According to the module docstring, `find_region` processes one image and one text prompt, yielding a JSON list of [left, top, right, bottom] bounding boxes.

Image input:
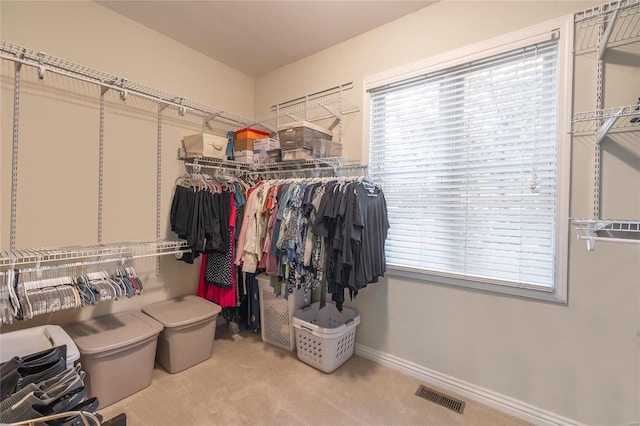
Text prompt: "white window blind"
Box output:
[[369, 39, 559, 290]]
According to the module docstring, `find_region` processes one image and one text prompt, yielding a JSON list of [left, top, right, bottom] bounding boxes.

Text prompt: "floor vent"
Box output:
[[415, 385, 465, 414]]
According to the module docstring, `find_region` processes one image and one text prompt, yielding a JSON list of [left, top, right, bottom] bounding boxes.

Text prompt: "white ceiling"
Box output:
[[97, 1, 436, 78]]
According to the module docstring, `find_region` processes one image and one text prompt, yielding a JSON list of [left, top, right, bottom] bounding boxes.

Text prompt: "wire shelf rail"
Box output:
[[181, 155, 363, 178], [574, 0, 640, 53], [572, 219, 640, 250], [0, 40, 256, 129], [571, 103, 640, 139], [0, 239, 190, 268]]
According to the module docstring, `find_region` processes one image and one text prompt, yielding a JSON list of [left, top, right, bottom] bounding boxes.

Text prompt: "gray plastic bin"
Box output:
[[64, 311, 163, 408], [142, 295, 221, 374]]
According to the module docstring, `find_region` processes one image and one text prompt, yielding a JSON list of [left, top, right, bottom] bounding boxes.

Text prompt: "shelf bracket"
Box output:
[[204, 113, 221, 131], [584, 221, 598, 251], [36, 52, 46, 80], [285, 113, 303, 122], [596, 106, 626, 144], [598, 8, 620, 61], [320, 105, 342, 131]]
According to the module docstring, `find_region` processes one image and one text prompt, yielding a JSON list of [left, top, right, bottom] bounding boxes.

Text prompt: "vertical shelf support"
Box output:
[[156, 104, 167, 276], [98, 87, 108, 243], [10, 58, 23, 250], [593, 14, 606, 219], [339, 85, 344, 144]]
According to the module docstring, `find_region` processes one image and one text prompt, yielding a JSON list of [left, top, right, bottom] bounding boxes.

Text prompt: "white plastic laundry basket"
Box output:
[[258, 275, 309, 351], [292, 302, 360, 373]]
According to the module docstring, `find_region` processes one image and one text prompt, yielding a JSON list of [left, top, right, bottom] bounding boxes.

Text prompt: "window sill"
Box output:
[[386, 265, 568, 304]]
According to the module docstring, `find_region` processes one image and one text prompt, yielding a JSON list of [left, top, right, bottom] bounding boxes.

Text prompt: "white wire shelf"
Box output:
[[0, 40, 256, 129], [0, 239, 190, 268], [572, 218, 640, 250], [182, 155, 360, 170], [574, 0, 640, 54], [181, 155, 366, 179], [254, 96, 360, 126], [571, 104, 640, 141]]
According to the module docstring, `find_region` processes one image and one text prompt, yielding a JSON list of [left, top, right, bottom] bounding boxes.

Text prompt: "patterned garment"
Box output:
[[204, 229, 233, 288]]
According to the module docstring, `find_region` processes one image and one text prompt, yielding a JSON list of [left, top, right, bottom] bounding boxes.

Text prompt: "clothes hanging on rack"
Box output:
[[170, 174, 249, 263], [172, 173, 258, 331], [235, 177, 389, 311]]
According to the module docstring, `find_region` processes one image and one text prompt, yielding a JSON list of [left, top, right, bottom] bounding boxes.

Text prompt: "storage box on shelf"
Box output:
[[282, 148, 313, 161], [292, 302, 360, 373], [254, 138, 280, 164], [277, 121, 333, 150], [235, 128, 270, 151], [265, 149, 282, 163], [312, 139, 342, 158], [64, 311, 163, 408], [142, 296, 221, 374], [234, 150, 254, 163], [258, 274, 310, 352], [182, 133, 227, 159]]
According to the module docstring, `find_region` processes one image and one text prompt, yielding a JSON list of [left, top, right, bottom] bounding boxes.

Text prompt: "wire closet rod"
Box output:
[[577, 235, 640, 245]]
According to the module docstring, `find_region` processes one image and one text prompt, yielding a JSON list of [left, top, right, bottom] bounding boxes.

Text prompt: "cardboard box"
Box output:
[[254, 138, 280, 152], [234, 150, 254, 163], [235, 138, 255, 151], [182, 133, 227, 159], [236, 127, 269, 140]]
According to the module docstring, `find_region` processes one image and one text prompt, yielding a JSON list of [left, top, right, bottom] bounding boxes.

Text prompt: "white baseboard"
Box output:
[[354, 343, 582, 426]]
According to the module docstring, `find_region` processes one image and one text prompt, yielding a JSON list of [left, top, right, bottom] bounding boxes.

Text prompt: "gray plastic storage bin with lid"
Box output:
[[0, 325, 80, 369], [64, 310, 163, 408], [142, 295, 221, 374]]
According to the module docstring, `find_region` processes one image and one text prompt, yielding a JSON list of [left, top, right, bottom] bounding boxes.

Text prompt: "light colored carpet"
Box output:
[[98, 326, 530, 426]]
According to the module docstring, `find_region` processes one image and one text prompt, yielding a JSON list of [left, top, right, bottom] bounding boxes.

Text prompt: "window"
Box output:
[[365, 18, 571, 302]]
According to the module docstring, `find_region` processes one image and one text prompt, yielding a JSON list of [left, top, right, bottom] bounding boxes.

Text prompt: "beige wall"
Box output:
[[0, 1, 254, 328], [255, 1, 639, 425]]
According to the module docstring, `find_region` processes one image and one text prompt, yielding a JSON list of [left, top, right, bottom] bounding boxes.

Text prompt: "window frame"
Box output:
[[362, 16, 573, 303]]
